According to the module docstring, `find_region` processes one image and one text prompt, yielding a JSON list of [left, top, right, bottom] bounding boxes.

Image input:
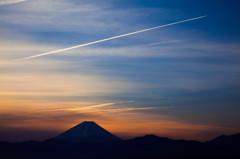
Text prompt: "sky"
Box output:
[[0, 0, 240, 142]]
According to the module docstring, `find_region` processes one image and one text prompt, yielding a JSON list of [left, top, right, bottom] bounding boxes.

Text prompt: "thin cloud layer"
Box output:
[[0, 0, 28, 5]]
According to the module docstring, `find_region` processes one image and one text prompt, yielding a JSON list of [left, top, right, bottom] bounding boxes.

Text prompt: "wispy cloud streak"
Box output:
[[42, 103, 115, 112], [40, 102, 163, 114], [0, 0, 28, 5], [15, 15, 206, 61], [142, 40, 182, 47]]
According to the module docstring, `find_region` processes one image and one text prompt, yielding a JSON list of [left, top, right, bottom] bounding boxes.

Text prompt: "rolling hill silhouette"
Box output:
[[207, 133, 240, 145], [0, 121, 239, 159]]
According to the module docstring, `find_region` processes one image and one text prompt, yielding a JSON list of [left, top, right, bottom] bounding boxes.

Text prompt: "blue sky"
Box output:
[[0, 0, 240, 142]]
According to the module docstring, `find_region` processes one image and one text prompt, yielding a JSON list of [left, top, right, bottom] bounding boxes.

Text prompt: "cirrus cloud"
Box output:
[[0, 0, 28, 5]]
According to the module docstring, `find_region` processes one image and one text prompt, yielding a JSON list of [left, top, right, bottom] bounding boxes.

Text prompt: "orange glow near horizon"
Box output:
[[0, 54, 239, 142], [1, 98, 239, 142]]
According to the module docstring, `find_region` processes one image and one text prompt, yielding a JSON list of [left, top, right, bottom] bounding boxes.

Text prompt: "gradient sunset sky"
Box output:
[[0, 0, 240, 142]]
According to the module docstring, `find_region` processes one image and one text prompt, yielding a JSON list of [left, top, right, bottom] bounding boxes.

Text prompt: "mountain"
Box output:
[[113, 134, 204, 158], [206, 133, 240, 146], [1, 133, 240, 159], [52, 121, 122, 142]]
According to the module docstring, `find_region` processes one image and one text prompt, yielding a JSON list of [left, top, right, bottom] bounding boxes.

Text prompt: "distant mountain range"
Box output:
[[0, 121, 239, 159]]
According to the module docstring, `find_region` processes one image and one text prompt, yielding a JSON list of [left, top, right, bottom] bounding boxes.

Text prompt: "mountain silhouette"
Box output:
[[52, 121, 122, 142], [207, 133, 240, 145], [0, 122, 239, 159]]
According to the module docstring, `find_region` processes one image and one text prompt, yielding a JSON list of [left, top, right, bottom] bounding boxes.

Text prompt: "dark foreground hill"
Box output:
[[0, 133, 240, 159]]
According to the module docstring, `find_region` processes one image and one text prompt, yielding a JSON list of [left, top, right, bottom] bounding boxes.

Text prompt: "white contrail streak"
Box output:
[[142, 40, 182, 47], [15, 15, 206, 61]]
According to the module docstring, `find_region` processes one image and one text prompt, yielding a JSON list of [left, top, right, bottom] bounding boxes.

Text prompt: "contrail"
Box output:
[[142, 40, 183, 47], [15, 15, 206, 61]]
